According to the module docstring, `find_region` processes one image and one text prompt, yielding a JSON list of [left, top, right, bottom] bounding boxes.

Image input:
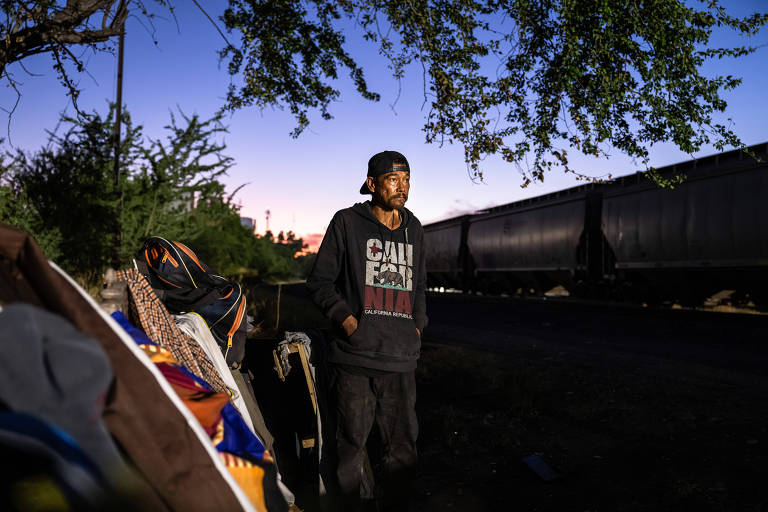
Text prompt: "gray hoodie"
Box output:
[[306, 201, 428, 372]]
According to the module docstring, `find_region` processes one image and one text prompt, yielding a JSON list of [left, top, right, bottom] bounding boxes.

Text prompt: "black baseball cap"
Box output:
[[359, 150, 410, 194]]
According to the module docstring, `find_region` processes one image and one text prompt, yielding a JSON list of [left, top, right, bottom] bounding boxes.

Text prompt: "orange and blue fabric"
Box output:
[[112, 312, 265, 460], [111, 311, 285, 512]]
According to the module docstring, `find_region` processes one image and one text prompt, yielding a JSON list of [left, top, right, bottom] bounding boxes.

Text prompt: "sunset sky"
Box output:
[[3, 2, 767, 251]]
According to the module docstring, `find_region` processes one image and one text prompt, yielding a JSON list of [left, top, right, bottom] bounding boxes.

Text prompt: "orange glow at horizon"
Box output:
[[300, 233, 324, 254]]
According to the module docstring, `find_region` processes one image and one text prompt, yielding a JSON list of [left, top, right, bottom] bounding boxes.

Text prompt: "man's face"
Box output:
[[369, 170, 410, 210]]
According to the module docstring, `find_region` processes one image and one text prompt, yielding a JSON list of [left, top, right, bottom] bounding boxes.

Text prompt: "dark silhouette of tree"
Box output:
[[0, 104, 307, 279]]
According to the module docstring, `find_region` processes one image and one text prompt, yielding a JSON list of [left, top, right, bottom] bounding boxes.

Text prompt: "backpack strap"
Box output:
[[156, 286, 227, 313], [135, 259, 150, 278]]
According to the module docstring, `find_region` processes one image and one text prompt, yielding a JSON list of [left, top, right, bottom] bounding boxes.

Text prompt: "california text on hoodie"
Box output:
[[306, 201, 428, 372]]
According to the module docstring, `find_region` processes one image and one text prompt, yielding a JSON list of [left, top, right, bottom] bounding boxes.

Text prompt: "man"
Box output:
[[306, 150, 427, 510]]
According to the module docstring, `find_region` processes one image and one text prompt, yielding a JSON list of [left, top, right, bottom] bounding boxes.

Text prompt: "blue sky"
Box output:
[[3, 1, 767, 247]]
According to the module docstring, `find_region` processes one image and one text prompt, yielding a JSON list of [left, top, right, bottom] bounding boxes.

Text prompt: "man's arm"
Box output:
[[413, 227, 428, 335], [306, 213, 355, 330]]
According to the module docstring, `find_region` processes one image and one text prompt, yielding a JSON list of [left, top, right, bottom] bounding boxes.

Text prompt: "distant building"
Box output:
[[240, 217, 256, 233]]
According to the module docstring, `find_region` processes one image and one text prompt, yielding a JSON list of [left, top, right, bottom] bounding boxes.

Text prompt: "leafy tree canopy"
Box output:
[[1, 1, 766, 184]]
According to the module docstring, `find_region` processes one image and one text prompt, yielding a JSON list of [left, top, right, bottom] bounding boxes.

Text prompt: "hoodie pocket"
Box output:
[[346, 314, 420, 359], [347, 315, 365, 343]]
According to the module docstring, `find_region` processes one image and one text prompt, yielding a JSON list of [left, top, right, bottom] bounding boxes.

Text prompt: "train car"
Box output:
[[602, 142, 768, 306], [422, 214, 471, 290], [424, 142, 768, 307], [464, 184, 604, 295]]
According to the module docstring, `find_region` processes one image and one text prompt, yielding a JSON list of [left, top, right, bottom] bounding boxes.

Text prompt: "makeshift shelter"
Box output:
[[0, 224, 264, 511]]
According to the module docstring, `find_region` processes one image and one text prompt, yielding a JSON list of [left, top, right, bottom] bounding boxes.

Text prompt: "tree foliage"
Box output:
[[1, 1, 766, 184], [0, 159, 63, 259], [3, 106, 140, 273], [0, 105, 309, 280], [221, 0, 768, 184]]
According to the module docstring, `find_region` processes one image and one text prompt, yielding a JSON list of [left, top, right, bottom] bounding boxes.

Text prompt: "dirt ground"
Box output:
[[247, 285, 768, 511], [412, 296, 768, 512]]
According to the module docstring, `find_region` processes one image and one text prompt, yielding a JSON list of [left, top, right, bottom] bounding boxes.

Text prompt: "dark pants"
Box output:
[[331, 366, 418, 511]]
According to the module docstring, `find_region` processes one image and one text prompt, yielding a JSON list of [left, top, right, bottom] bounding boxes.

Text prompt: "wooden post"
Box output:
[[275, 283, 282, 329], [111, 22, 126, 269]]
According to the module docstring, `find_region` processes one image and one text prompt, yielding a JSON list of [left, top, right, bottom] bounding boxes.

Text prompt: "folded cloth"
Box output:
[[0, 304, 131, 488], [0, 411, 109, 510], [173, 312, 257, 433], [112, 312, 266, 462], [111, 311, 285, 511], [114, 269, 229, 395]]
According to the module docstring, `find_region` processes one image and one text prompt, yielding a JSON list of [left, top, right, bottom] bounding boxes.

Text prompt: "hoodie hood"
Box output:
[[351, 201, 413, 231]]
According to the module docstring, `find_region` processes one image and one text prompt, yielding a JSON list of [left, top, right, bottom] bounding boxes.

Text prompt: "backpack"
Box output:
[[136, 237, 248, 366]]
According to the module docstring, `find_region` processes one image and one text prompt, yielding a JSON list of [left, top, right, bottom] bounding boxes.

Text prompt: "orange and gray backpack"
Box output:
[[136, 237, 248, 367]]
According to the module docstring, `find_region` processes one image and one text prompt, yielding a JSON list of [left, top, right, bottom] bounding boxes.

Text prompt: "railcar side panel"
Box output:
[[424, 221, 464, 274], [468, 199, 586, 272], [604, 165, 768, 268]]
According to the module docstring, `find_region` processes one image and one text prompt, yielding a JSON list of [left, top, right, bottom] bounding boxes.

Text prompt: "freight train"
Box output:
[[424, 142, 768, 308]]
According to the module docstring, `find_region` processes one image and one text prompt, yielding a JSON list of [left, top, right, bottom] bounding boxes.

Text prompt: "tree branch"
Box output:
[[0, 0, 129, 75]]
